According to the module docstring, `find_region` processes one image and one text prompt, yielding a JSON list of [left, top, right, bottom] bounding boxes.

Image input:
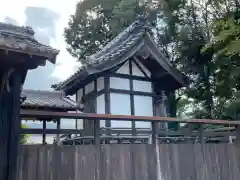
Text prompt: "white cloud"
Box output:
[[0, 0, 80, 81]]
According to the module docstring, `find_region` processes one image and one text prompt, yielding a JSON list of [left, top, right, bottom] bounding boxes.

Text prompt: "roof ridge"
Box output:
[[86, 18, 149, 63], [0, 22, 34, 36], [22, 89, 64, 96], [52, 18, 152, 91]]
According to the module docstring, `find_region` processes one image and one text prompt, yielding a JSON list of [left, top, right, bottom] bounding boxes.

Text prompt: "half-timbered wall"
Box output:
[[76, 58, 155, 131]]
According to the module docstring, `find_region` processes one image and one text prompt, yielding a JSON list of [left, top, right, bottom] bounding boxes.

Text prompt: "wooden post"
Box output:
[[104, 75, 111, 138], [199, 124, 205, 144], [151, 121, 157, 145], [56, 118, 61, 145], [94, 120, 100, 180], [0, 69, 22, 180], [235, 125, 240, 171], [152, 91, 167, 180], [129, 59, 136, 140], [42, 120, 46, 144]]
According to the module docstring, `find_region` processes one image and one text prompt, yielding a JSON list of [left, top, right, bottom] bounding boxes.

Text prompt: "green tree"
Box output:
[[65, 0, 240, 123], [20, 124, 30, 144], [64, 0, 162, 65], [202, 5, 240, 120]]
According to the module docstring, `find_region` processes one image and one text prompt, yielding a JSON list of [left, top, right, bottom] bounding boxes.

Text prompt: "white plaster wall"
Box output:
[[117, 61, 130, 74], [133, 80, 152, 92], [96, 94, 106, 127], [134, 95, 153, 128], [110, 93, 131, 128], [110, 77, 130, 90]]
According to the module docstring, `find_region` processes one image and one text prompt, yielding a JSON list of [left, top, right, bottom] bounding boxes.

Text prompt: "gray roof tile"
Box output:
[[53, 17, 187, 93], [53, 18, 149, 91], [21, 90, 77, 110], [0, 22, 59, 63]]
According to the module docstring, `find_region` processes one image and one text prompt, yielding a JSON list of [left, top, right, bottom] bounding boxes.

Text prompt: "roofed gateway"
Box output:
[[0, 22, 59, 180], [53, 18, 188, 139]]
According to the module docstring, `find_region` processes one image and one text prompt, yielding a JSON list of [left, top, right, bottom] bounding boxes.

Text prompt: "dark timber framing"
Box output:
[[129, 59, 136, 136], [104, 75, 111, 129], [77, 58, 155, 137], [132, 57, 150, 78]]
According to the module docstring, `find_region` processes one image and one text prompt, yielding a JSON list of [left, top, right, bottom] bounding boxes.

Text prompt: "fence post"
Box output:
[[56, 118, 61, 145], [152, 91, 167, 180], [94, 120, 100, 180], [199, 124, 205, 144], [42, 120, 46, 144], [235, 125, 240, 171]]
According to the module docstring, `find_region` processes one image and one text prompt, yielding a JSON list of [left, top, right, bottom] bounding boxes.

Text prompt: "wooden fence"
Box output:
[[18, 144, 240, 180]]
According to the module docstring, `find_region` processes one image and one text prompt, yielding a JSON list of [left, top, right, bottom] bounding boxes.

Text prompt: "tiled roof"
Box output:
[[53, 17, 188, 93], [53, 18, 150, 90], [21, 90, 77, 110], [0, 22, 59, 63]]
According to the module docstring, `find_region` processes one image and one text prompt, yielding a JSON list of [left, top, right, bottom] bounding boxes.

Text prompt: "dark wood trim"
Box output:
[[82, 85, 85, 105], [6, 69, 22, 180], [94, 120, 100, 145], [104, 75, 111, 130], [56, 118, 61, 144], [112, 61, 128, 73], [152, 82, 156, 116], [144, 33, 186, 87], [83, 81, 95, 96], [109, 72, 152, 82], [82, 89, 105, 102], [151, 121, 157, 144], [199, 125, 205, 144], [132, 57, 149, 78], [75, 87, 78, 102], [109, 88, 155, 97], [129, 59, 136, 136], [21, 109, 240, 125], [94, 79, 97, 93], [42, 120, 46, 144]]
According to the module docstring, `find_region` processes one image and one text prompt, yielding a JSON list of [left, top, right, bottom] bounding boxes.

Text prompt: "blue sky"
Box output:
[[0, 0, 80, 90]]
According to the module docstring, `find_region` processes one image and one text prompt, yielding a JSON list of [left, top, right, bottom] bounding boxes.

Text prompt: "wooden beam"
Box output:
[[21, 128, 83, 135], [132, 57, 149, 78], [109, 88, 155, 97], [20, 110, 240, 125], [109, 72, 151, 82]]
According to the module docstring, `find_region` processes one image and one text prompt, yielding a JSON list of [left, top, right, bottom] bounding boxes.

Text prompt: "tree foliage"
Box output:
[[65, 0, 240, 121], [65, 0, 162, 64], [20, 124, 30, 144]]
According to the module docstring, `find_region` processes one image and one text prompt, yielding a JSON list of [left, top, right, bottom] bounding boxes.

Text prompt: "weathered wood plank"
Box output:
[[17, 144, 240, 180]]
